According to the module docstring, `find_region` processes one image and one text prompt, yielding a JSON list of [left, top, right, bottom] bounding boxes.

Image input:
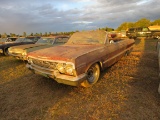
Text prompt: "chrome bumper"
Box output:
[[9, 53, 27, 60], [26, 63, 86, 86]]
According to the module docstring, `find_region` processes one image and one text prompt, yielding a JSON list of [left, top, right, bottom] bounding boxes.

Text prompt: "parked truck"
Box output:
[[149, 25, 160, 39], [126, 26, 160, 39]]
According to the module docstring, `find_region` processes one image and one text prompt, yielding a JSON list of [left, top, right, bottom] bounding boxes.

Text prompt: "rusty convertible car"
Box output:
[[26, 30, 135, 87], [8, 36, 69, 60]]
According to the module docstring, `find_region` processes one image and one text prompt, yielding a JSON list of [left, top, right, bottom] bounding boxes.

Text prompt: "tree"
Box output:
[[49, 32, 51, 36], [134, 18, 151, 27], [40, 32, 42, 36], [117, 22, 134, 31], [10, 33, 13, 37], [10, 33, 16, 37], [151, 19, 160, 25], [99, 27, 114, 31], [34, 33, 40, 36], [104, 27, 114, 31], [3, 33, 7, 38], [44, 32, 48, 36], [30, 33, 33, 36], [23, 32, 26, 37]]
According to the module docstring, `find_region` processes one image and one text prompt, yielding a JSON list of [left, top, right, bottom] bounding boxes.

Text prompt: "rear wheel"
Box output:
[[125, 48, 133, 56], [81, 63, 100, 87]]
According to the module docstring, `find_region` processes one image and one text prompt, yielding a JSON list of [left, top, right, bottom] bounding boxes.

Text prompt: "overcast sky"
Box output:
[[0, 0, 160, 34]]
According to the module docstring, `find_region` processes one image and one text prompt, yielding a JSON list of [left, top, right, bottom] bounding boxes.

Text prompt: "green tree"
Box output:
[[117, 22, 134, 31], [44, 32, 48, 36], [34, 33, 40, 36], [23, 32, 26, 37], [151, 19, 160, 25], [104, 27, 114, 31], [40, 32, 42, 36], [134, 18, 151, 27], [30, 33, 33, 36], [3, 33, 7, 38], [10, 33, 16, 37], [49, 32, 51, 36], [99, 27, 114, 31]]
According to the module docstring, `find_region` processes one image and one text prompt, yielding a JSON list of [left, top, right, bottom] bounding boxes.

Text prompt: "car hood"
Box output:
[[28, 44, 104, 62], [10, 44, 46, 50]]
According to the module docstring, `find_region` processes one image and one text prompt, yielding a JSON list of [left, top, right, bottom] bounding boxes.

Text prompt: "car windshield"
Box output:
[[36, 38, 55, 44], [67, 30, 106, 44], [142, 27, 149, 31], [15, 38, 33, 42], [15, 38, 25, 42], [54, 37, 69, 44], [26, 37, 35, 40]]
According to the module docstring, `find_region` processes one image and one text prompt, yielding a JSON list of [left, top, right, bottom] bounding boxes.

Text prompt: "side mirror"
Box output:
[[109, 40, 114, 44]]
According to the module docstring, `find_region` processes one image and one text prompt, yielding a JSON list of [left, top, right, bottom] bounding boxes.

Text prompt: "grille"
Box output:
[[32, 59, 57, 69]]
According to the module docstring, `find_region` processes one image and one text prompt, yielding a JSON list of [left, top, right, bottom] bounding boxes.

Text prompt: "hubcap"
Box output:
[[87, 67, 97, 83]]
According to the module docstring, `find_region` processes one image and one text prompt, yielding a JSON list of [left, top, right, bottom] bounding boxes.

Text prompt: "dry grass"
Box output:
[[0, 38, 160, 120]]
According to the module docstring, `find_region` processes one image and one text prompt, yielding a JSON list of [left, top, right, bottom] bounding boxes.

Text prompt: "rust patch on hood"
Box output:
[[28, 44, 104, 62]]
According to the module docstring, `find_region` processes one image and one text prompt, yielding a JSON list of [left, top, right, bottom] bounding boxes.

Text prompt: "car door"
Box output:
[[102, 40, 126, 68]]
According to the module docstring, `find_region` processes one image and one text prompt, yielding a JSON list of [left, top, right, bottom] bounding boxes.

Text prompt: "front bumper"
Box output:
[[0, 49, 3, 53], [9, 53, 27, 60], [26, 63, 86, 86]]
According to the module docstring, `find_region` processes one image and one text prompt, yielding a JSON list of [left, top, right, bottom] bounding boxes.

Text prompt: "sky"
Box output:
[[0, 0, 160, 34]]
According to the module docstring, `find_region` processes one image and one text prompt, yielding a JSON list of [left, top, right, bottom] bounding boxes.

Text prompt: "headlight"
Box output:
[[65, 64, 74, 75], [56, 63, 75, 76], [28, 57, 32, 63], [22, 51, 27, 56], [56, 63, 66, 74]]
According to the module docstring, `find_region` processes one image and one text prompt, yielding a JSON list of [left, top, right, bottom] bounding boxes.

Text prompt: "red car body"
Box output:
[[27, 30, 135, 87]]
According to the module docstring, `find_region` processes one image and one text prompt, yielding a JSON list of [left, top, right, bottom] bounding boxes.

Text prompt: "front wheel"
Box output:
[[81, 63, 100, 87], [3, 48, 9, 56], [125, 48, 133, 56]]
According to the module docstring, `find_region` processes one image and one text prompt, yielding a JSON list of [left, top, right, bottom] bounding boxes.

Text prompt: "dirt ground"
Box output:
[[0, 38, 160, 120]]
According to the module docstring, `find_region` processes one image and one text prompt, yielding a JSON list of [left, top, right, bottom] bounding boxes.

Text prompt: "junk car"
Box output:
[[8, 36, 69, 60], [0, 36, 40, 55], [27, 30, 135, 87]]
